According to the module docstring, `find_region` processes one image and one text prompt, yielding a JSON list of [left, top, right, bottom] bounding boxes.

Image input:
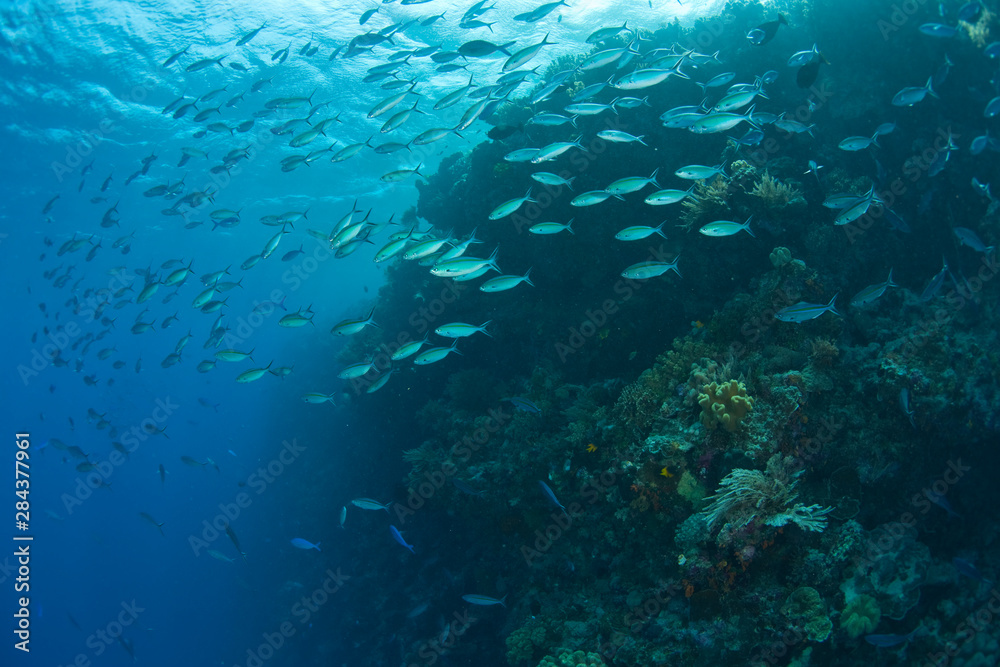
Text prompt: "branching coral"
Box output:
[[680, 176, 731, 230], [701, 454, 833, 546], [698, 380, 754, 432], [505, 617, 547, 665], [750, 171, 803, 209]]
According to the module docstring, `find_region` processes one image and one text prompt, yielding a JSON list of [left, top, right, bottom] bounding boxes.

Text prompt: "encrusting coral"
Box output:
[[698, 379, 754, 432]]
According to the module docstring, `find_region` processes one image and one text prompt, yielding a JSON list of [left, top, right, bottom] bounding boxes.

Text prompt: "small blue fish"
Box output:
[[774, 294, 840, 322], [391, 525, 414, 554], [507, 397, 541, 414], [953, 557, 994, 585], [452, 478, 485, 497], [290, 538, 321, 551], [864, 628, 918, 647], [899, 388, 916, 429], [920, 258, 950, 301], [925, 488, 962, 520], [538, 480, 566, 514], [851, 269, 897, 308], [919, 23, 958, 38], [959, 1, 983, 23], [953, 227, 993, 254], [883, 208, 911, 233]]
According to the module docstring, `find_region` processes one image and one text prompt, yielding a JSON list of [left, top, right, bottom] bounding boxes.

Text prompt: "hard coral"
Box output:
[[537, 649, 604, 667], [698, 380, 754, 432], [782, 587, 833, 642]]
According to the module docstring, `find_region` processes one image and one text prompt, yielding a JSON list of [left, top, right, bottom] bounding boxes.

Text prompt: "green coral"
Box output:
[[698, 379, 754, 432], [506, 617, 547, 665], [769, 246, 792, 268], [750, 171, 804, 210], [537, 649, 604, 667], [840, 594, 881, 639], [782, 587, 832, 642]]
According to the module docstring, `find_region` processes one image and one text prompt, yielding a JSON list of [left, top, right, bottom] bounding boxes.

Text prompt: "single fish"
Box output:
[[435, 321, 492, 338], [700, 216, 754, 237], [747, 14, 787, 46], [851, 269, 897, 307], [351, 498, 390, 512], [462, 594, 507, 607], [290, 538, 321, 551], [621, 258, 682, 280], [616, 222, 667, 241], [390, 526, 415, 554], [139, 512, 165, 536], [953, 557, 993, 585], [539, 480, 567, 514], [892, 77, 937, 107], [224, 522, 248, 563], [775, 295, 840, 322], [864, 628, 919, 648]]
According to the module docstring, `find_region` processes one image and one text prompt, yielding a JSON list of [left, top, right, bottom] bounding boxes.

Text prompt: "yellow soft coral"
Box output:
[[698, 380, 754, 432]]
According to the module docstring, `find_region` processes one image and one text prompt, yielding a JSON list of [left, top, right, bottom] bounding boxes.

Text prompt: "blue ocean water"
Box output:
[[5, 0, 1000, 666]]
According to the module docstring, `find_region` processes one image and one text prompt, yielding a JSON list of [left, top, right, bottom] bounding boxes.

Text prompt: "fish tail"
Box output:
[[827, 293, 841, 317]]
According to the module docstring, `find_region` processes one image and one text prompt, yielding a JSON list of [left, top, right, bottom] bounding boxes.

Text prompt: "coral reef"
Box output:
[[505, 617, 547, 665], [840, 594, 880, 639], [537, 650, 604, 667], [701, 454, 833, 547], [769, 246, 792, 268], [750, 171, 805, 211], [698, 379, 754, 432], [781, 587, 833, 642]]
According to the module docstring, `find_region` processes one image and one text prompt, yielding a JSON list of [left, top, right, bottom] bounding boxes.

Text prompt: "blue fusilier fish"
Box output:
[[953, 227, 994, 254], [290, 538, 321, 551], [920, 257, 951, 301], [774, 295, 840, 322], [539, 481, 567, 516], [507, 397, 541, 414], [390, 525, 414, 554], [924, 488, 962, 519], [899, 388, 916, 429], [864, 627, 919, 647], [953, 557, 994, 585]]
